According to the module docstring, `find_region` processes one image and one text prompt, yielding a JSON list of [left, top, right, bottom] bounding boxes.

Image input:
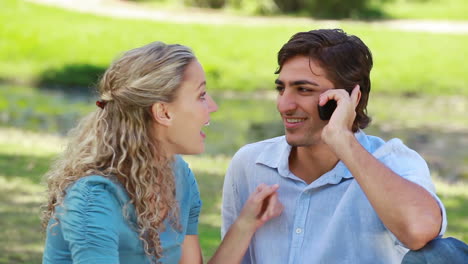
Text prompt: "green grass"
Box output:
[[0, 127, 466, 263], [0, 176, 45, 264], [1, 0, 468, 95], [380, 0, 468, 21], [0, 128, 57, 263], [436, 179, 468, 239], [0, 85, 93, 134]]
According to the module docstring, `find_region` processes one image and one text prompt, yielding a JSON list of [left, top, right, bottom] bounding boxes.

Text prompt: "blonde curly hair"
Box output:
[[41, 41, 195, 261]]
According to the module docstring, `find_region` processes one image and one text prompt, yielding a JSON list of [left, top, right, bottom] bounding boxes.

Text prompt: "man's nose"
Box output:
[[277, 89, 297, 114]]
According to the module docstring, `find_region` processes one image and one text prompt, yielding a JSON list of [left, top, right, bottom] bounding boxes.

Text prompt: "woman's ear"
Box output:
[[151, 102, 172, 126]]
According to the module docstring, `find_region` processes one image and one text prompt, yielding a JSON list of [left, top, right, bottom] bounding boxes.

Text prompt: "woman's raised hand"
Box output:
[[238, 184, 284, 231], [207, 184, 283, 264]]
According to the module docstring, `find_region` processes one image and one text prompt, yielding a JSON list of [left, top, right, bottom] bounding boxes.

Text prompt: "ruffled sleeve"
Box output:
[[174, 155, 202, 235], [186, 168, 201, 235], [57, 177, 123, 264]]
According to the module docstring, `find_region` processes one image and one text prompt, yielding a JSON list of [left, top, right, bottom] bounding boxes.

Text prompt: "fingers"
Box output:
[[260, 193, 284, 222], [253, 183, 279, 202], [255, 183, 266, 194], [239, 184, 283, 230], [250, 183, 280, 218], [318, 88, 350, 106], [319, 85, 360, 101]]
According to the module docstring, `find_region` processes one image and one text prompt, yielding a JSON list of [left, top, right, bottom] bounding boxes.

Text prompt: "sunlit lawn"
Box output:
[[380, 0, 468, 20]]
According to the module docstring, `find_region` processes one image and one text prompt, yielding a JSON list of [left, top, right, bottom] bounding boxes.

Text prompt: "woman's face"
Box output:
[[163, 59, 218, 155]]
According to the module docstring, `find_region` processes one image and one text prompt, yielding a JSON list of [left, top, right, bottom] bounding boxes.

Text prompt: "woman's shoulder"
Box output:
[[70, 175, 119, 190], [173, 155, 199, 191], [174, 155, 188, 168], [66, 175, 129, 205], [173, 155, 192, 178]]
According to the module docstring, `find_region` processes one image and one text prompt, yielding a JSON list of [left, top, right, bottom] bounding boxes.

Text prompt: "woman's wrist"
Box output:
[[232, 216, 257, 237]]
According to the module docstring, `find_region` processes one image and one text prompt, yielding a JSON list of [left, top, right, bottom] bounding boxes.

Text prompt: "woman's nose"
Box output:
[[207, 94, 218, 113]]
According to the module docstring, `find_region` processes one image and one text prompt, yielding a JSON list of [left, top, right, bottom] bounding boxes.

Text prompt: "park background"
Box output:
[[0, 0, 467, 262]]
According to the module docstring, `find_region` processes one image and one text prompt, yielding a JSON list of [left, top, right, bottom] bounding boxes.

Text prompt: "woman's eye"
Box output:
[[199, 92, 207, 100]]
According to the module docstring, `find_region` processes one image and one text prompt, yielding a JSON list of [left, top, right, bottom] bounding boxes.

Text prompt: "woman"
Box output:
[[42, 42, 283, 264]]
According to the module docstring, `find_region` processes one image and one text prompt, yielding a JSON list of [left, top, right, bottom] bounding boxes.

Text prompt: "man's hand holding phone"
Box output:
[[318, 85, 361, 149]]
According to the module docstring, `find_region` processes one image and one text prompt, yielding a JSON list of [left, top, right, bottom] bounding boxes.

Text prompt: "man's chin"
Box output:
[[285, 134, 303, 147], [285, 132, 322, 147]]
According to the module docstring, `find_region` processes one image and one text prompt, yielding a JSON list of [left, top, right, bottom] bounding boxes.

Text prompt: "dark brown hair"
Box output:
[[276, 28, 373, 132]]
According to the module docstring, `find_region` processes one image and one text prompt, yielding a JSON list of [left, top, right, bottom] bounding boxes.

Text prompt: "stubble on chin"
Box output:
[[284, 128, 322, 148], [284, 130, 305, 147]]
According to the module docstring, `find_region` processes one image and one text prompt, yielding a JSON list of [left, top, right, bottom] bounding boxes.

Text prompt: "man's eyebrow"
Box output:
[[275, 79, 283, 85], [291, 80, 319, 86], [274, 79, 319, 86]]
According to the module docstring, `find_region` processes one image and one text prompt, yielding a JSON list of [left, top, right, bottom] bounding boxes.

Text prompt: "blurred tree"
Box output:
[[226, 0, 279, 15], [274, 0, 383, 18], [184, 0, 226, 8], [124, 0, 390, 18], [39, 64, 105, 95], [273, 0, 301, 13]]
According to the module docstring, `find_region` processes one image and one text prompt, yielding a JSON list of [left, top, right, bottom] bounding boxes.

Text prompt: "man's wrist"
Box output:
[[324, 129, 355, 152]]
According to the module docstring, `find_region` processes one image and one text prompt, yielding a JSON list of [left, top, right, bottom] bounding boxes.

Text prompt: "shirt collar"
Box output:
[[255, 131, 369, 186], [255, 136, 290, 176]]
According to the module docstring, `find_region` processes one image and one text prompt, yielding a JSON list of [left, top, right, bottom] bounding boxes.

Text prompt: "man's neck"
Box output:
[[289, 143, 340, 185]]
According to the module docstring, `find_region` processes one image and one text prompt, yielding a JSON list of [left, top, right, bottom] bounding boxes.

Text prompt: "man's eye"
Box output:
[[298, 87, 311, 92], [275, 86, 284, 93]]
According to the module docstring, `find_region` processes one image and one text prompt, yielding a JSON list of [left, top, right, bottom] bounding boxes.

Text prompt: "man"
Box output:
[[221, 29, 451, 263]]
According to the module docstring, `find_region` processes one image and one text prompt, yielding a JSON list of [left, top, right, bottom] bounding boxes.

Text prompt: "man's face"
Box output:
[[275, 56, 335, 147]]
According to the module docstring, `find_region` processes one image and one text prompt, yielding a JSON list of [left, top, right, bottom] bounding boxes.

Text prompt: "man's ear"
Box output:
[[356, 89, 361, 106], [351, 84, 362, 108], [151, 102, 172, 126]]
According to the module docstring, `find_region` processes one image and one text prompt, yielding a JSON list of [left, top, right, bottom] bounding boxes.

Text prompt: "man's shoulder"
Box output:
[[226, 136, 287, 178], [229, 136, 287, 167], [236, 135, 286, 155], [360, 132, 425, 166]]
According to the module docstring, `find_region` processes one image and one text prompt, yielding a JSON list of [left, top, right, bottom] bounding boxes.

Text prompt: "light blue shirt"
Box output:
[[43, 155, 201, 264], [222, 131, 447, 264]]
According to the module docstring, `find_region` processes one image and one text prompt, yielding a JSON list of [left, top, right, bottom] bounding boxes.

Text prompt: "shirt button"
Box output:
[[295, 228, 302, 234]]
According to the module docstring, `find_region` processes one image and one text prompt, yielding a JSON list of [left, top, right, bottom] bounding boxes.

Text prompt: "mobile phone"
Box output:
[[317, 88, 352, 120], [318, 100, 337, 120]]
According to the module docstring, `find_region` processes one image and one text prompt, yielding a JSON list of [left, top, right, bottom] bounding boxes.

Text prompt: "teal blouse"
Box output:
[[43, 155, 201, 264]]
